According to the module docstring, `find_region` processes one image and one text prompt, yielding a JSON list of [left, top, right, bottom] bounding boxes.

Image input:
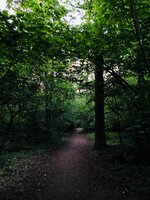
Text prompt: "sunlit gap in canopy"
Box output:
[[0, 0, 7, 10], [0, 0, 85, 26], [0, 0, 15, 14], [59, 0, 85, 26]]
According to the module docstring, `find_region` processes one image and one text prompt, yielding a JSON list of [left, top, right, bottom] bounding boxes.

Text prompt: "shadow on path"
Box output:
[[0, 130, 144, 200]]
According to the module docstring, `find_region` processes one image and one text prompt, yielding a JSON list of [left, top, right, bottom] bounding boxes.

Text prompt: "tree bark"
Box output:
[[146, 133, 150, 164], [45, 87, 52, 142], [0, 115, 14, 154], [94, 55, 107, 149]]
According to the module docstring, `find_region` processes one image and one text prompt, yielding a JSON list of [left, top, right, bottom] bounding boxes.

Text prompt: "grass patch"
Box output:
[[0, 133, 69, 170], [106, 131, 120, 145], [0, 147, 43, 170], [125, 165, 150, 199], [87, 132, 120, 145], [87, 132, 95, 141]]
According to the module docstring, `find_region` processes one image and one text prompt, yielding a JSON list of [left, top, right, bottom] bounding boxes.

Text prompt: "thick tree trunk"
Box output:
[[45, 88, 52, 142], [94, 55, 106, 149], [0, 115, 14, 154], [146, 133, 150, 164]]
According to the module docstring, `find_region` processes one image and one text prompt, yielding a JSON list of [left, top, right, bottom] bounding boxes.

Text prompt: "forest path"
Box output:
[[0, 129, 143, 200]]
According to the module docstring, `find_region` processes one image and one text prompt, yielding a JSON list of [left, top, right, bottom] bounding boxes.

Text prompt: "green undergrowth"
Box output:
[[87, 132, 95, 141], [0, 147, 43, 170], [116, 164, 150, 199], [0, 134, 69, 171], [106, 131, 121, 145], [88, 132, 150, 199], [0, 134, 69, 193], [0, 149, 39, 189], [87, 132, 121, 145]]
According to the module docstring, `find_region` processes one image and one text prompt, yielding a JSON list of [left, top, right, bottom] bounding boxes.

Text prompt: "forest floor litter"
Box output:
[[0, 130, 149, 200]]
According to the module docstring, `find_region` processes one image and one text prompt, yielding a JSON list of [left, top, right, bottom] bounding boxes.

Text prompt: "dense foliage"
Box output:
[[0, 0, 150, 163]]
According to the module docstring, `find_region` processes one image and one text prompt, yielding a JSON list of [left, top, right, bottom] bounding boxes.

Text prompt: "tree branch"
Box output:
[[129, 0, 150, 75]]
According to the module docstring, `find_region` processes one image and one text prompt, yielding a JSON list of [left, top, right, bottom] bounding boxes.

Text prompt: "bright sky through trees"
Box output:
[[60, 0, 84, 25], [0, 0, 7, 10], [0, 0, 84, 25], [0, 0, 14, 14]]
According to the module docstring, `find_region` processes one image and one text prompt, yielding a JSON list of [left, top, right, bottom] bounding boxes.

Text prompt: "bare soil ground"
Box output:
[[0, 130, 148, 200]]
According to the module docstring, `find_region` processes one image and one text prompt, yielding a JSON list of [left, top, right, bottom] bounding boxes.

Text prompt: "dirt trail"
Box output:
[[34, 131, 95, 200], [0, 130, 144, 200]]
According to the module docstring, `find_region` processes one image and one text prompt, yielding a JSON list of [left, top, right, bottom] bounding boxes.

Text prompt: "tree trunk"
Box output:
[[45, 90, 52, 142], [0, 115, 14, 154], [146, 133, 150, 164], [94, 55, 107, 149]]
